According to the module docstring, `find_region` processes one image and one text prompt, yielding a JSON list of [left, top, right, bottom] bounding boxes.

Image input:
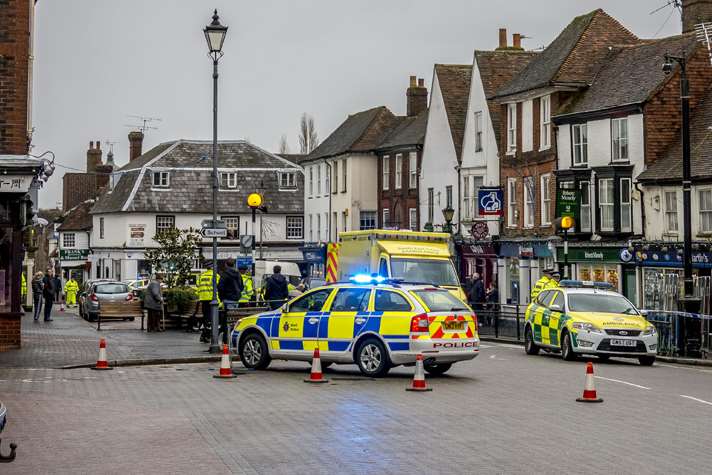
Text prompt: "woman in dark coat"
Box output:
[[144, 275, 164, 332]]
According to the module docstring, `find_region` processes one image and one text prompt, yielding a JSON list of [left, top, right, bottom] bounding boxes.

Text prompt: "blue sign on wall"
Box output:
[[478, 188, 503, 216]]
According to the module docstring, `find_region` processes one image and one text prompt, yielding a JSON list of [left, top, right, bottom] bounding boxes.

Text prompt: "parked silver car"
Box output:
[[80, 281, 136, 322]]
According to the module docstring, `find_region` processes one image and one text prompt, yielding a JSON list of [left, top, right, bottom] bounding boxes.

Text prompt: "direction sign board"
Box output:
[[201, 228, 228, 238]]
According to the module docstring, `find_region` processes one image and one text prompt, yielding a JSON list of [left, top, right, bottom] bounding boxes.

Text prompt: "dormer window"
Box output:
[[280, 171, 296, 189], [220, 172, 237, 189], [152, 171, 170, 188]]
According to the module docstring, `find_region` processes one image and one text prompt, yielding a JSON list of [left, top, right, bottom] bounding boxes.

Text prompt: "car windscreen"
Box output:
[[391, 258, 459, 286], [95, 284, 128, 294], [567, 293, 638, 315], [412, 289, 468, 312]]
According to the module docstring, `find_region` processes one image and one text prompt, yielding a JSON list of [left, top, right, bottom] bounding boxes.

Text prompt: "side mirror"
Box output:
[[550, 304, 562, 312], [638, 309, 648, 317], [281, 303, 289, 313]]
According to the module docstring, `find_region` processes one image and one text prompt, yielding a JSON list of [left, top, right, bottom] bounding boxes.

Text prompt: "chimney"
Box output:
[[128, 131, 144, 161], [406, 76, 428, 117], [513, 33, 522, 50], [86, 141, 102, 173], [498, 28, 507, 49], [682, 0, 712, 33]]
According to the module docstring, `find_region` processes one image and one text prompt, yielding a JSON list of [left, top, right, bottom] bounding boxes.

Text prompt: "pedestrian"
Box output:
[[197, 261, 220, 343], [531, 269, 560, 302], [31, 271, 44, 321], [42, 269, 56, 322], [469, 272, 485, 311], [217, 258, 244, 343], [144, 274, 164, 332], [485, 281, 499, 326], [238, 264, 254, 307], [263, 265, 289, 310], [64, 275, 79, 308], [53, 273, 62, 308]]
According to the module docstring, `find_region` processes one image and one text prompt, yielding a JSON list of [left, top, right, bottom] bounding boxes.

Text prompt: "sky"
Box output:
[[32, 0, 682, 208]]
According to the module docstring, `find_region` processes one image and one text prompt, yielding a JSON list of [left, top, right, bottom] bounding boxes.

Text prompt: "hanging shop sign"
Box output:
[[0, 175, 34, 193], [556, 188, 579, 221], [633, 244, 712, 268], [478, 188, 503, 216], [556, 247, 622, 262], [60, 249, 89, 261], [470, 221, 489, 240], [128, 224, 146, 247]]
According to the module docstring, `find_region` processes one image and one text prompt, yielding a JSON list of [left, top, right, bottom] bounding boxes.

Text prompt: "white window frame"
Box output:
[[524, 176, 535, 228], [316, 214, 321, 242], [286, 216, 304, 240], [333, 161, 339, 194], [99, 217, 105, 239], [664, 190, 679, 233], [222, 216, 240, 240], [409, 152, 417, 189], [308, 167, 313, 197], [383, 208, 390, 228], [359, 211, 376, 230], [507, 178, 517, 228], [409, 208, 417, 231], [446, 185, 453, 208], [507, 104, 517, 154], [474, 111, 483, 152], [598, 179, 615, 232], [699, 188, 712, 233], [62, 232, 76, 248], [540, 96, 551, 150], [612, 118, 629, 161], [540, 174, 552, 226], [472, 176, 483, 218], [572, 124, 588, 166], [620, 178, 632, 233], [427, 188, 434, 223], [317, 164, 322, 195], [579, 181, 591, 233], [395, 154, 403, 189], [462, 176, 470, 220], [156, 215, 175, 235], [279, 171, 296, 189], [309, 214, 314, 242], [152, 171, 170, 188], [220, 172, 237, 189], [341, 159, 347, 193], [382, 156, 390, 191]]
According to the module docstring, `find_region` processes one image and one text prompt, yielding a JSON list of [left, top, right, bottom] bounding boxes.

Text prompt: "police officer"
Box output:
[[64, 275, 79, 308], [531, 269, 560, 301], [238, 264, 254, 307], [197, 261, 220, 342]]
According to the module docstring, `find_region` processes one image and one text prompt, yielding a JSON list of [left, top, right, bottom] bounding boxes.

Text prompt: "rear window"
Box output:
[[95, 284, 128, 294], [412, 289, 468, 312], [374, 290, 412, 312]]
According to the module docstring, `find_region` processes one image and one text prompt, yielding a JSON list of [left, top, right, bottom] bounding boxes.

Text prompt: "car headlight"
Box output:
[[642, 325, 657, 336], [572, 322, 603, 333]]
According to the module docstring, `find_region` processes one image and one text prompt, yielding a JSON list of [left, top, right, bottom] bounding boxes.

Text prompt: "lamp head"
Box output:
[[204, 9, 228, 55], [662, 55, 674, 75]]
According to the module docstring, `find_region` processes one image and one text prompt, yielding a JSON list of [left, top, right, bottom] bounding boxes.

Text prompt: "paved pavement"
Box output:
[[2, 343, 711, 474], [0, 308, 211, 368]]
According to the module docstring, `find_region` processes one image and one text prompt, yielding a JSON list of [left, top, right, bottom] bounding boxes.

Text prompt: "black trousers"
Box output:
[[43, 295, 54, 321]]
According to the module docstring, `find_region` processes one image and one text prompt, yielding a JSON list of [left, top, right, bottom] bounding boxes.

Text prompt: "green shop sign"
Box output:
[[556, 188, 579, 222], [556, 247, 622, 262], [59, 249, 89, 261]]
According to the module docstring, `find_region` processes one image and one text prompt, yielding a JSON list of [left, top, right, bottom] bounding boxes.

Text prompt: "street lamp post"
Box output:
[[663, 53, 701, 355], [204, 9, 228, 353], [442, 206, 455, 234]]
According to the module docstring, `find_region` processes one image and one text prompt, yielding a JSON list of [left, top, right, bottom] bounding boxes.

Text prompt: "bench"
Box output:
[[96, 301, 145, 331]]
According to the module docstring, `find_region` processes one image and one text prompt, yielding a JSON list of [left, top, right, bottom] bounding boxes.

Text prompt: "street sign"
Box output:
[[201, 228, 228, 238], [478, 188, 503, 216], [201, 219, 226, 229]]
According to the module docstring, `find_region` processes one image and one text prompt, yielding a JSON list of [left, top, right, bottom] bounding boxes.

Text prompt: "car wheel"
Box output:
[[561, 331, 577, 361], [239, 333, 271, 370], [424, 362, 452, 376], [639, 356, 656, 366], [524, 326, 540, 355], [355, 338, 390, 377]]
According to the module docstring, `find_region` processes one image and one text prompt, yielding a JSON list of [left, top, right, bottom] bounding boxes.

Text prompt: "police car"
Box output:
[[232, 275, 480, 377], [524, 280, 658, 365]]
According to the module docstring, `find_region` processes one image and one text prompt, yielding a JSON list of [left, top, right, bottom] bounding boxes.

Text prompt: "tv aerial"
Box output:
[[124, 115, 162, 133]]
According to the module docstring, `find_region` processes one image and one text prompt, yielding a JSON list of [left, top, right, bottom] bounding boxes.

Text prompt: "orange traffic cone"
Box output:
[[90, 338, 113, 371], [304, 347, 329, 383], [213, 344, 237, 379], [406, 354, 432, 392], [576, 362, 603, 403]]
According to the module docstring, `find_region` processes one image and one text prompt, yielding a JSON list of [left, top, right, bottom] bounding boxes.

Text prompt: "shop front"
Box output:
[[498, 240, 555, 305], [555, 245, 635, 303], [455, 240, 497, 291], [59, 249, 90, 285]]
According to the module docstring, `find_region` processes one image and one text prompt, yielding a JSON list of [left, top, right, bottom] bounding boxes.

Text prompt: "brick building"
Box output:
[[62, 140, 115, 211]]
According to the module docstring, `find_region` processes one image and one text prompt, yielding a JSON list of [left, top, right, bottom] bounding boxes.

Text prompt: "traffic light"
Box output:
[[555, 216, 575, 231]]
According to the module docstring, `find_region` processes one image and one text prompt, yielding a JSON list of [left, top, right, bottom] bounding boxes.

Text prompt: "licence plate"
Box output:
[[609, 339, 637, 347], [443, 321, 465, 331]]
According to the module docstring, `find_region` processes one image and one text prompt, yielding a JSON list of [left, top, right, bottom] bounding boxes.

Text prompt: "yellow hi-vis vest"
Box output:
[[65, 279, 79, 293], [531, 276, 558, 301], [197, 270, 220, 301], [239, 274, 254, 303]]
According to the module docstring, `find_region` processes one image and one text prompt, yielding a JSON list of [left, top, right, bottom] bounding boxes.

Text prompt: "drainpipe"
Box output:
[[634, 181, 646, 238], [325, 160, 332, 242], [456, 164, 462, 235]]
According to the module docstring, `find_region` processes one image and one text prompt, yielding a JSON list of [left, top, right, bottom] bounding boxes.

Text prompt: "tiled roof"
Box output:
[[57, 200, 94, 231], [638, 83, 712, 182], [435, 64, 472, 161], [91, 140, 303, 214], [305, 107, 397, 161], [376, 110, 427, 150], [474, 50, 538, 144], [495, 9, 637, 98], [558, 34, 699, 117], [278, 153, 308, 164]]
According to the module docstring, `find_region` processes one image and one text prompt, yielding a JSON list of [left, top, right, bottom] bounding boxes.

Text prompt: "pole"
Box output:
[[209, 57, 220, 353], [563, 229, 569, 279]]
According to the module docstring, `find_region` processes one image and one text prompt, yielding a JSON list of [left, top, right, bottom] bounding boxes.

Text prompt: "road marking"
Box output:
[[482, 342, 522, 350], [657, 363, 712, 373], [680, 395, 712, 406], [594, 376, 650, 390]]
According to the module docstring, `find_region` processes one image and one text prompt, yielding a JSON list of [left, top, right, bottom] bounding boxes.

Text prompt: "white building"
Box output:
[[90, 140, 304, 281]]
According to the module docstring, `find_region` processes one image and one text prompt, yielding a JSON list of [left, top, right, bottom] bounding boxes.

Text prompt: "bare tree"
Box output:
[[298, 113, 319, 154], [279, 134, 290, 154]]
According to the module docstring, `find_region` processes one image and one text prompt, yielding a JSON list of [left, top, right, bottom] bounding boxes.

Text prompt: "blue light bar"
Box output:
[[559, 279, 613, 290], [350, 274, 386, 284]]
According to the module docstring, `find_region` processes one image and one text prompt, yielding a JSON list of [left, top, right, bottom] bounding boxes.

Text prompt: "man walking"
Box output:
[[469, 272, 485, 311], [53, 273, 62, 309], [197, 262, 220, 343], [144, 275, 164, 332], [263, 265, 289, 310], [217, 258, 243, 343], [42, 269, 56, 322], [64, 276, 79, 308], [238, 264, 254, 307], [31, 271, 44, 321]]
